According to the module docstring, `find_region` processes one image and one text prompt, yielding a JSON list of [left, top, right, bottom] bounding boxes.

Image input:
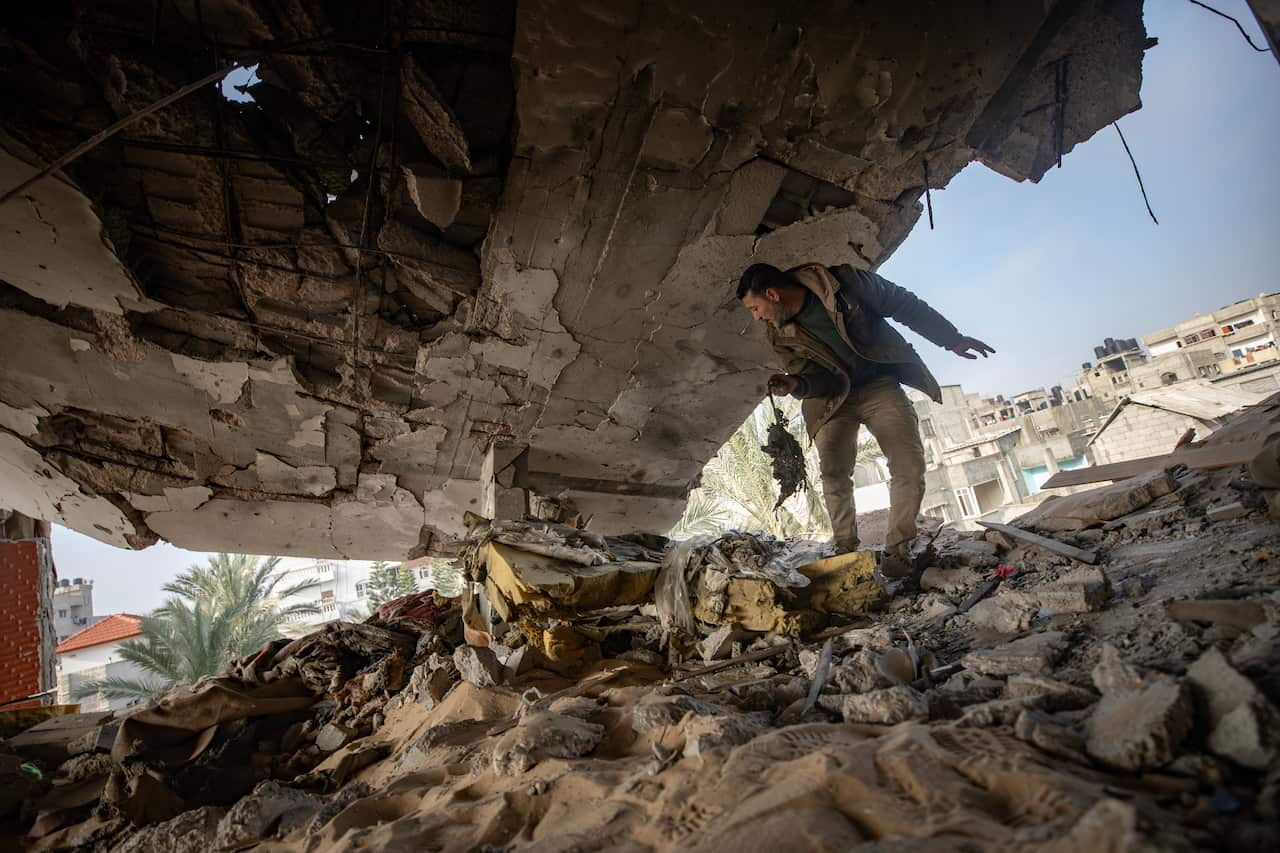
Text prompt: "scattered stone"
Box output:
[[305, 782, 373, 835], [956, 696, 1044, 727], [1038, 567, 1110, 614], [918, 592, 957, 621], [1015, 709, 1086, 761], [1091, 643, 1145, 695], [920, 565, 983, 594], [964, 589, 1039, 634], [1187, 648, 1278, 770], [1206, 502, 1248, 523], [984, 528, 1016, 551], [215, 782, 322, 849], [1086, 675, 1193, 771], [1005, 674, 1097, 711], [617, 649, 664, 667], [875, 647, 917, 685], [830, 649, 889, 694], [631, 694, 725, 735], [944, 539, 1000, 567], [453, 644, 505, 688], [682, 712, 769, 757], [400, 655, 457, 708], [112, 806, 226, 853], [492, 712, 605, 775], [314, 722, 355, 753], [839, 686, 929, 725], [700, 624, 751, 662], [962, 632, 1067, 677]]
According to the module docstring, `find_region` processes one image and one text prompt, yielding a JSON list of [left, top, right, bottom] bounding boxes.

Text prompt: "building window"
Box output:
[[1161, 372, 1178, 385], [320, 590, 334, 601], [58, 609, 67, 618], [955, 488, 977, 518], [355, 582, 366, 597], [920, 419, 935, 438], [419, 568, 431, 579]]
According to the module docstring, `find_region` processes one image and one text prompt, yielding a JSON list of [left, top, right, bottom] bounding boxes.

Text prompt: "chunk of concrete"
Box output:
[[1085, 676, 1193, 771], [1005, 673, 1097, 711], [962, 632, 1068, 677], [1015, 709, 1086, 761], [1186, 647, 1278, 769], [112, 805, 226, 853], [964, 589, 1040, 635], [453, 644, 504, 688], [700, 623, 750, 662], [215, 781, 322, 848], [1091, 643, 1145, 695], [631, 694, 725, 735], [840, 686, 929, 725], [1205, 502, 1248, 523], [1038, 567, 1110, 614], [943, 539, 1000, 568], [314, 722, 355, 753], [682, 712, 769, 757], [920, 565, 982, 595], [491, 711, 605, 775], [1166, 599, 1266, 632]]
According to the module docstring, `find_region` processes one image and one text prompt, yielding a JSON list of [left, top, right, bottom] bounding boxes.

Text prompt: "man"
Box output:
[[737, 262, 993, 575]]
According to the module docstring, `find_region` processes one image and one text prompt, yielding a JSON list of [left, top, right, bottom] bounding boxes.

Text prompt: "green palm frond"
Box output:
[[72, 674, 168, 701]]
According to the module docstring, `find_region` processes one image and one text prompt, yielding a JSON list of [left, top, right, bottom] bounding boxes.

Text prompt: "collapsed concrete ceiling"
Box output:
[[0, 0, 1150, 558]]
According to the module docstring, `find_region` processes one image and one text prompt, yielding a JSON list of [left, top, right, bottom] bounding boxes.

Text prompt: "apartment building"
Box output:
[[272, 558, 450, 627], [52, 577, 98, 643]]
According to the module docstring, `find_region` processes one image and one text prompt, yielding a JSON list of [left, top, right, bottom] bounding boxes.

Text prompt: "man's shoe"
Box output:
[[878, 545, 913, 579]]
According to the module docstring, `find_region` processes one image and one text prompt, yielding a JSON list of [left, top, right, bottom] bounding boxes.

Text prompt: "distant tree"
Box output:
[[74, 554, 316, 701], [365, 560, 416, 607]]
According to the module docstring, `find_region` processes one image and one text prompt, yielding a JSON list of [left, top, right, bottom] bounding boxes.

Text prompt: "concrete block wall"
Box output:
[[0, 539, 56, 708], [1093, 407, 1200, 464]]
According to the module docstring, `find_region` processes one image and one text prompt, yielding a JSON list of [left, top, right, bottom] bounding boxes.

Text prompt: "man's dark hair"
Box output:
[[737, 263, 797, 300]]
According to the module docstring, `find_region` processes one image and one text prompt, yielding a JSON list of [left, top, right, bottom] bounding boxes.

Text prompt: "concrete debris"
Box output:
[[839, 686, 930, 725], [453, 645, 505, 688], [4, 435, 1278, 850], [961, 631, 1068, 676], [1205, 502, 1248, 523]]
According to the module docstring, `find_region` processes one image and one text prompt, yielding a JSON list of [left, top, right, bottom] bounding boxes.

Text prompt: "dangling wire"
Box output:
[[1186, 0, 1272, 53], [1113, 122, 1159, 225]]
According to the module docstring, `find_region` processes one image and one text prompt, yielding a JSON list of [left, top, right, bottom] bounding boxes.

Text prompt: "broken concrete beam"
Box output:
[[5, 712, 112, 765], [839, 687, 929, 725], [699, 623, 751, 663], [1016, 470, 1179, 531], [961, 632, 1068, 677]]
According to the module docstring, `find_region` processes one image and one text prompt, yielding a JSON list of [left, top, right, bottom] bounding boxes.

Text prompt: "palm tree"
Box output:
[[74, 554, 317, 701], [693, 398, 831, 539]]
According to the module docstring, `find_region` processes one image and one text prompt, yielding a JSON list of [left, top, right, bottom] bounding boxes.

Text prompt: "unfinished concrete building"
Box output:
[[1, 0, 1154, 564]]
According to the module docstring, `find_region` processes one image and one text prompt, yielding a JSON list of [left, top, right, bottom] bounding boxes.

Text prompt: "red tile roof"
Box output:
[[55, 614, 144, 654]]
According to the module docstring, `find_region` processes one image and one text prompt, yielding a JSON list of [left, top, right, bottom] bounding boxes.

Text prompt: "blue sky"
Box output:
[[56, 0, 1279, 614], [879, 0, 1280, 398]]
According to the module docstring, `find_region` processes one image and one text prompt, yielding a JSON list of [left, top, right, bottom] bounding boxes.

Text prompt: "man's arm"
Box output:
[[832, 265, 962, 349]]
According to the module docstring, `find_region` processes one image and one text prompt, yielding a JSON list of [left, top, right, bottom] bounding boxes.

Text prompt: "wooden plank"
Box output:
[[1042, 440, 1267, 489], [977, 520, 1098, 564]]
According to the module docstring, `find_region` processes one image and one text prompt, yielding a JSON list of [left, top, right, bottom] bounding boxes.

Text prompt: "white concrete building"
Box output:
[[52, 576, 98, 643], [272, 558, 448, 627], [55, 614, 153, 712]]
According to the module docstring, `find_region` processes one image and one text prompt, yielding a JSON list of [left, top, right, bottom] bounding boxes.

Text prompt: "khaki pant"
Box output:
[[812, 377, 926, 552]]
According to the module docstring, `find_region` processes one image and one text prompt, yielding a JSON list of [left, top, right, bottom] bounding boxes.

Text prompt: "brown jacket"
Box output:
[[766, 263, 961, 436]]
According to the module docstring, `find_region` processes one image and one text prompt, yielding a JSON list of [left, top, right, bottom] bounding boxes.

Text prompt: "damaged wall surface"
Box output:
[[0, 0, 1150, 558]]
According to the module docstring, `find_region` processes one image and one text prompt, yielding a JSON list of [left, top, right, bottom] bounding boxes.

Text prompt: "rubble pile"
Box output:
[[4, 440, 1280, 850]]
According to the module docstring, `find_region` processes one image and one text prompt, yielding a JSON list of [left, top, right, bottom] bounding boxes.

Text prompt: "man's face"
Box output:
[[740, 288, 791, 327]]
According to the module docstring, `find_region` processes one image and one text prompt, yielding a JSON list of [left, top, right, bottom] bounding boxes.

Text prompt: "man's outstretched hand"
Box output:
[[948, 336, 996, 360], [768, 374, 800, 396]]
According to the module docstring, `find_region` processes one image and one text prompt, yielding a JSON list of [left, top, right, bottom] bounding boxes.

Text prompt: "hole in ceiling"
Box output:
[[219, 64, 261, 103]]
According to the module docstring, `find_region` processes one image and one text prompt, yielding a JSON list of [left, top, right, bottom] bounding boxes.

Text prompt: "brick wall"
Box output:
[[0, 539, 56, 708]]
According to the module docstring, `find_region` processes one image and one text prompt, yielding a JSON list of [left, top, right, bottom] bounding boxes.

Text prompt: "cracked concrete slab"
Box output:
[[0, 0, 1149, 556]]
